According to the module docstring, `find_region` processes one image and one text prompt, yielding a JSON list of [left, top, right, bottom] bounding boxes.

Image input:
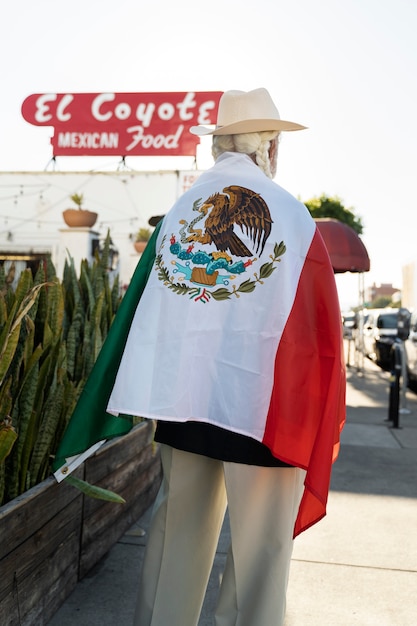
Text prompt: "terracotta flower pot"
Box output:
[[63, 209, 98, 228], [134, 241, 148, 254]]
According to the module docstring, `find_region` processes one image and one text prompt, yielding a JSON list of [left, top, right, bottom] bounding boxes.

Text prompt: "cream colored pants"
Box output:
[[134, 444, 305, 626]]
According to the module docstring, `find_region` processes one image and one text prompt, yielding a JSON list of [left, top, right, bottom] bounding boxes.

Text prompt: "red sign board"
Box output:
[[21, 92, 222, 157]]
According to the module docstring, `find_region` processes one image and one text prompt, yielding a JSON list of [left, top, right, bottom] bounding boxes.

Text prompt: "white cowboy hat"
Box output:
[[190, 88, 306, 136]]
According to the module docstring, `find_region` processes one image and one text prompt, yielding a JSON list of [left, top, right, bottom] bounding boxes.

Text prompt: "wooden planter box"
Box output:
[[0, 421, 161, 626]]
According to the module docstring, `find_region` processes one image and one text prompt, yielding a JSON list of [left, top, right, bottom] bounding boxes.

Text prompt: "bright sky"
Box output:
[[2, 0, 416, 309]]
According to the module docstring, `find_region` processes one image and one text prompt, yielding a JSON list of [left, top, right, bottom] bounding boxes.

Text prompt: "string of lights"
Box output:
[[0, 168, 183, 246]]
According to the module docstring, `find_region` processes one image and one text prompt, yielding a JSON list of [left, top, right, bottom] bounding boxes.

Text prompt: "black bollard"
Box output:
[[388, 340, 402, 428]]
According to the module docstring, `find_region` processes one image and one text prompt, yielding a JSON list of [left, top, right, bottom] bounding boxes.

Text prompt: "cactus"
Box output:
[[0, 231, 123, 505]]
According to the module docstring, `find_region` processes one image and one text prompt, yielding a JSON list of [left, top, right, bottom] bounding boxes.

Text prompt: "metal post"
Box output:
[[387, 340, 402, 428], [399, 341, 411, 414], [355, 273, 365, 374]]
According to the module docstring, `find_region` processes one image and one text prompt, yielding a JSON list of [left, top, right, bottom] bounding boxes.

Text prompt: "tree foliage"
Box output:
[[369, 296, 395, 309], [304, 194, 363, 235]]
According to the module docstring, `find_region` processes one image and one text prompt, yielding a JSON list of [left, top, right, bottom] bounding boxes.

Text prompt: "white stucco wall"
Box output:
[[0, 169, 201, 287]]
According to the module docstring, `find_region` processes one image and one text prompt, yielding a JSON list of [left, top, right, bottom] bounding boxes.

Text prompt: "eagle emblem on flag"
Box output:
[[155, 185, 286, 302], [180, 185, 272, 256]]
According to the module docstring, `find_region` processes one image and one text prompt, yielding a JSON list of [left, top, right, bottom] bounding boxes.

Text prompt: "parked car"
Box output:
[[341, 311, 356, 339], [362, 308, 400, 369], [404, 310, 417, 390]]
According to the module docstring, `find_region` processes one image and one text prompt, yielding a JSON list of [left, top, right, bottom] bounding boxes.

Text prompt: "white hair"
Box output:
[[211, 130, 280, 178]]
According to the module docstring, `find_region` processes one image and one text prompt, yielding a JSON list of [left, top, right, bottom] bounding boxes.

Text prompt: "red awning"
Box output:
[[315, 218, 370, 274]]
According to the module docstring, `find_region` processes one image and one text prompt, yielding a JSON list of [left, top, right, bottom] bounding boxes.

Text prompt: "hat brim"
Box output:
[[190, 119, 307, 136]]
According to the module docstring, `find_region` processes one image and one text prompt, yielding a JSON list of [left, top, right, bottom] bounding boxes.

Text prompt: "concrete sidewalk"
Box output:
[[49, 356, 417, 626]]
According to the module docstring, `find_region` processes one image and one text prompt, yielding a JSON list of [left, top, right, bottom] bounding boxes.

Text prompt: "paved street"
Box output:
[[49, 353, 417, 625]]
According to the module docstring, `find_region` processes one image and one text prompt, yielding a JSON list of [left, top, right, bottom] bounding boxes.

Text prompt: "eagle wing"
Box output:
[[202, 192, 252, 256], [222, 185, 273, 255]]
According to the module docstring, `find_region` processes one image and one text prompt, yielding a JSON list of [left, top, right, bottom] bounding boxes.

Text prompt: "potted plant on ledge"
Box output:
[[63, 193, 98, 228], [134, 227, 152, 254]]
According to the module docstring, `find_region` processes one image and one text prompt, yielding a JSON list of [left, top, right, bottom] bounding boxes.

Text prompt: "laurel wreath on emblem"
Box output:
[[155, 236, 286, 303]]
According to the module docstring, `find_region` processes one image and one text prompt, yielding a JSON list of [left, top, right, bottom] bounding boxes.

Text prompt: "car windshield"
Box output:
[[377, 313, 398, 329]]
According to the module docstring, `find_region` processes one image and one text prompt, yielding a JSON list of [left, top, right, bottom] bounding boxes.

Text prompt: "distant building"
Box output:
[[402, 262, 417, 310], [366, 282, 399, 305]]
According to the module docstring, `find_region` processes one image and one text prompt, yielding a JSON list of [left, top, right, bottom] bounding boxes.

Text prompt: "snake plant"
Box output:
[[0, 232, 121, 505]]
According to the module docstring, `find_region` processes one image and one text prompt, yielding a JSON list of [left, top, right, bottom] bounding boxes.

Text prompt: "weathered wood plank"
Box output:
[[0, 467, 83, 561], [0, 530, 80, 626], [0, 420, 162, 624], [83, 440, 159, 518], [82, 455, 161, 544], [0, 496, 82, 601], [79, 461, 161, 578], [84, 421, 155, 485]]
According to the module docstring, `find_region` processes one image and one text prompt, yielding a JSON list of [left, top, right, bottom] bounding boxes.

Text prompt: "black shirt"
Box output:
[[155, 420, 292, 467]]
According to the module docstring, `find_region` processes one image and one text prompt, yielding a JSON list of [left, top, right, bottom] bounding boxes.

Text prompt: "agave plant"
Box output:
[[0, 231, 122, 505]]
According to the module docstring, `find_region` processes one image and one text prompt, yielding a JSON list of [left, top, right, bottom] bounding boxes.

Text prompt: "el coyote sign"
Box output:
[[21, 91, 222, 157]]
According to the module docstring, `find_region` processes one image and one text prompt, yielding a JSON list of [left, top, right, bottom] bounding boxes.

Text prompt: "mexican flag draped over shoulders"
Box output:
[[53, 154, 345, 536]]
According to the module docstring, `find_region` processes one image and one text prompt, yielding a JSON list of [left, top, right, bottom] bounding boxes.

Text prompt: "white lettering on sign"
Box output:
[[56, 94, 73, 122], [177, 92, 197, 120], [58, 132, 119, 149], [91, 93, 115, 122], [158, 102, 175, 121], [198, 100, 216, 124], [115, 102, 131, 120], [135, 103, 155, 128], [126, 125, 184, 151], [29, 92, 218, 129], [89, 92, 203, 125], [34, 94, 57, 123]]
